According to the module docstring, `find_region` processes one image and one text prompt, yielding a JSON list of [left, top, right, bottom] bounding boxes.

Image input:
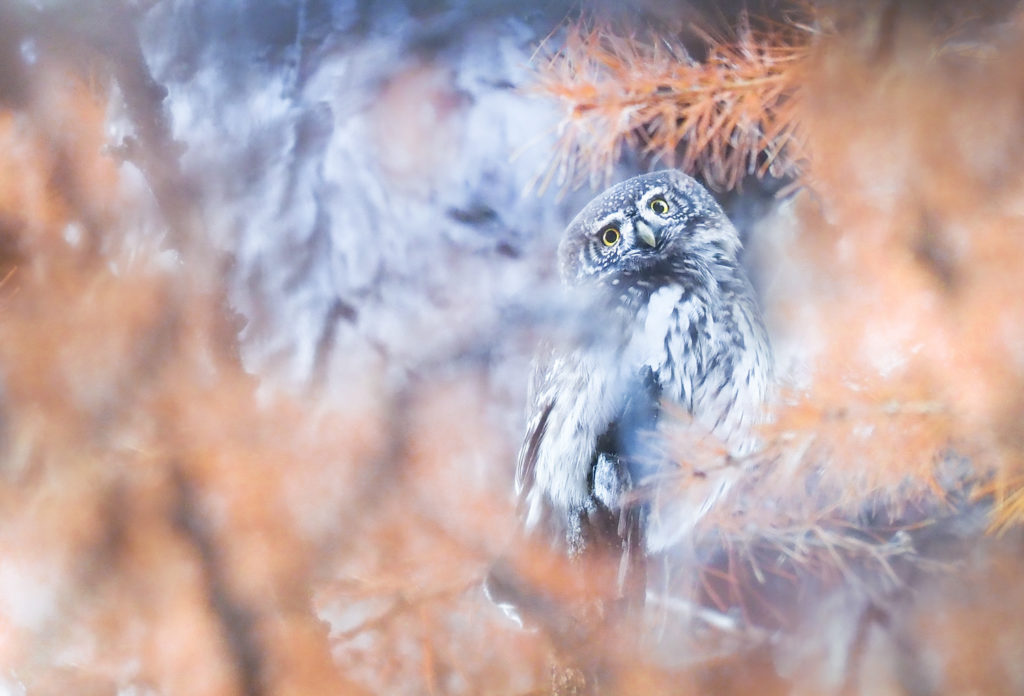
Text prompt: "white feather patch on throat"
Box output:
[[628, 285, 687, 372]]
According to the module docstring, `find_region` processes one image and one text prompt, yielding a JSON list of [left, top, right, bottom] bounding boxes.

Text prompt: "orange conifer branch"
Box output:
[[534, 14, 812, 191]]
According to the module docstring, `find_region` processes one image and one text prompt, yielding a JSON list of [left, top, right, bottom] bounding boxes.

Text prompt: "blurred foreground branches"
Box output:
[[1, 1, 1024, 695]]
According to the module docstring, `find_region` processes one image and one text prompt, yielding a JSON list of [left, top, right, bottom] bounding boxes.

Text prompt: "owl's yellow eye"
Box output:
[[649, 197, 669, 215], [601, 226, 620, 247]]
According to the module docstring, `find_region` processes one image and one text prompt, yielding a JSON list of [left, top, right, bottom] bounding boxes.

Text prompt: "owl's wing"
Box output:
[[513, 336, 652, 535], [513, 344, 559, 500], [513, 339, 613, 532]]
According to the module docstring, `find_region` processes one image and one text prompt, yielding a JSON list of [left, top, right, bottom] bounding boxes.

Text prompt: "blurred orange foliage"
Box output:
[[3, 3, 1024, 695]]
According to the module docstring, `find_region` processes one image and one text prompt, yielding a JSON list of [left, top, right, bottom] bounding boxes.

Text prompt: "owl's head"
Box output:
[[557, 170, 741, 290]]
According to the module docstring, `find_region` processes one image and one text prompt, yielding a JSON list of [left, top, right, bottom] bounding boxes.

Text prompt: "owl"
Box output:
[[515, 170, 773, 571]]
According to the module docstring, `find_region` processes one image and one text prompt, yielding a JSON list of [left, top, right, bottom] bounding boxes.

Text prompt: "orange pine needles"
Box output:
[[534, 15, 810, 192]]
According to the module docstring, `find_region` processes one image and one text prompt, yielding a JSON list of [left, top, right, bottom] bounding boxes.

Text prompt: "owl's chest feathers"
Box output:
[[523, 273, 769, 520], [622, 279, 769, 449]]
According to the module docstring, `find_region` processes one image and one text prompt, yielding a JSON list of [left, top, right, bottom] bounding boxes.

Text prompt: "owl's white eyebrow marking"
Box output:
[[637, 187, 668, 204], [593, 212, 625, 233]]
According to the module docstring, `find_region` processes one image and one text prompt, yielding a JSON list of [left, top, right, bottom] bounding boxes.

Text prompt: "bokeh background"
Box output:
[[1, 1, 1024, 694]]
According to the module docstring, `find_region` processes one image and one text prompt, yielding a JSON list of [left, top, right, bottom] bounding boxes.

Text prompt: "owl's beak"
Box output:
[[635, 220, 657, 248]]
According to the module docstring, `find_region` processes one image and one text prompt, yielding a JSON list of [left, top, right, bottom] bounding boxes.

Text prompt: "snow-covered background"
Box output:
[[138, 0, 602, 390]]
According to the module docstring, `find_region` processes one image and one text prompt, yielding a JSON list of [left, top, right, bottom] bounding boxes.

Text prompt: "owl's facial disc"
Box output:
[[558, 170, 743, 290]]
